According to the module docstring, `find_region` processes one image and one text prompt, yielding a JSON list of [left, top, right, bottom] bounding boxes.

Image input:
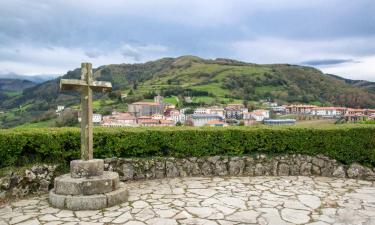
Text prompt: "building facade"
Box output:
[[225, 104, 248, 119], [128, 102, 164, 117], [310, 107, 346, 117], [191, 114, 224, 127]]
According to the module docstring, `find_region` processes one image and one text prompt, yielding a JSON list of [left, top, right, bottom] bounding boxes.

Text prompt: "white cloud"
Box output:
[[230, 36, 375, 81], [120, 43, 168, 61], [321, 56, 375, 81], [231, 36, 375, 63], [0, 43, 170, 75]]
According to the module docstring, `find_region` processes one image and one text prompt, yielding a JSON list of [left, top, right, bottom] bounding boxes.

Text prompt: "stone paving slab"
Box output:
[[1, 176, 375, 224]]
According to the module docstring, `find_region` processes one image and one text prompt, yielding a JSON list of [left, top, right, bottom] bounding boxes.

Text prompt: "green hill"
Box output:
[[0, 78, 36, 102], [1, 55, 375, 128], [326, 74, 375, 92]]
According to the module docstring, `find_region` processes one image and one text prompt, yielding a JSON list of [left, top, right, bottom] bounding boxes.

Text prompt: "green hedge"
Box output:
[[1, 125, 375, 168]]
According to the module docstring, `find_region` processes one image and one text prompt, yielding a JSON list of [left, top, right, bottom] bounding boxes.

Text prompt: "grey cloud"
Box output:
[[0, 0, 374, 80], [85, 50, 103, 59], [120, 45, 141, 61], [301, 59, 359, 66]]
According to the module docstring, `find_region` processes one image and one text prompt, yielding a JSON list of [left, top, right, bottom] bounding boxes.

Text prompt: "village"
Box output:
[[55, 95, 375, 127]]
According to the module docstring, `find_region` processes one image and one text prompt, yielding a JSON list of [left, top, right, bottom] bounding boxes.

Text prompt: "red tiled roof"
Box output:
[[225, 104, 246, 110], [253, 109, 269, 113], [138, 116, 152, 119], [159, 119, 174, 124], [206, 120, 225, 125], [347, 108, 366, 112], [285, 104, 317, 108], [131, 102, 161, 106], [139, 119, 159, 124], [116, 113, 136, 120], [312, 107, 346, 110], [250, 112, 265, 116]]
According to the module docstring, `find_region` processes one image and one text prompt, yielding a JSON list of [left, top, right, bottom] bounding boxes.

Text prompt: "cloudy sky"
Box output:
[[0, 0, 374, 81]]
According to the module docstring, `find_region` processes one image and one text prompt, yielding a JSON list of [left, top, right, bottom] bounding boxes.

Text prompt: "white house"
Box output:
[[310, 107, 346, 117], [208, 107, 225, 119], [79, 113, 102, 123], [56, 105, 65, 116], [193, 107, 225, 119], [194, 108, 210, 114], [191, 114, 223, 127], [165, 109, 186, 124], [225, 104, 248, 119], [93, 114, 102, 123], [56, 105, 65, 112], [269, 106, 286, 113], [244, 110, 270, 122]]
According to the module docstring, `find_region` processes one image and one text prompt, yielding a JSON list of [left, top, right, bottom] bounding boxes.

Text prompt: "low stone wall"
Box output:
[[1, 154, 375, 201], [104, 154, 375, 181], [0, 164, 57, 201]]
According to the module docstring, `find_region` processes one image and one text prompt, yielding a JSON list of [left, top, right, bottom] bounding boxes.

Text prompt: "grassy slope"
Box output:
[[135, 58, 375, 108], [15, 119, 57, 128]]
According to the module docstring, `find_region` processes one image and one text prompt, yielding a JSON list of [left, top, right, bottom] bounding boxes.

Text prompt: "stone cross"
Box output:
[[60, 63, 112, 160]]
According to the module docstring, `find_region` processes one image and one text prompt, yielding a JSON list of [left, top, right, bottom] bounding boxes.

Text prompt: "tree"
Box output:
[[184, 119, 194, 126], [132, 81, 138, 90], [55, 108, 79, 127], [184, 108, 194, 115], [99, 106, 113, 115]]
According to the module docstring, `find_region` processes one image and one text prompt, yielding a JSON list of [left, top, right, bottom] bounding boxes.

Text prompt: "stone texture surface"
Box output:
[[54, 172, 119, 195], [2, 176, 375, 224], [0, 164, 57, 201], [104, 155, 375, 182], [49, 182, 128, 210], [70, 159, 104, 178]]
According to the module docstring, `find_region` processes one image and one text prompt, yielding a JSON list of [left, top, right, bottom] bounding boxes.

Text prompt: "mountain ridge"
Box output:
[[0, 78, 36, 103], [1, 55, 375, 128], [0, 73, 58, 83]]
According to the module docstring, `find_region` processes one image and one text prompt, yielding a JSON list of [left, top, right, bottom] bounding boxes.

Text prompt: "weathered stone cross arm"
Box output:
[[60, 79, 112, 92]]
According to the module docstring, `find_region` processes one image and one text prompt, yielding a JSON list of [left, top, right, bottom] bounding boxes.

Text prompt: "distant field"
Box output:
[[293, 119, 337, 128], [163, 96, 179, 105], [3, 90, 22, 97], [15, 119, 57, 128]]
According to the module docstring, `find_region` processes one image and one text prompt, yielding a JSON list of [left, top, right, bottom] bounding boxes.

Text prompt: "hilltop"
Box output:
[[1, 55, 375, 127], [0, 78, 36, 102], [0, 73, 58, 83]]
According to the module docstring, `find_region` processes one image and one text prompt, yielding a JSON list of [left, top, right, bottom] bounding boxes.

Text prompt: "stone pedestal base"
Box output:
[[49, 182, 128, 210], [49, 159, 128, 210]]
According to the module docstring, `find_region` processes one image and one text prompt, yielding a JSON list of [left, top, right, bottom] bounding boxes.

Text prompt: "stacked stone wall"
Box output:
[[1, 154, 375, 201], [104, 154, 375, 181]]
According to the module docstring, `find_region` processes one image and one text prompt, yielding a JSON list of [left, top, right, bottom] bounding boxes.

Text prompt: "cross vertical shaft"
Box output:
[[80, 63, 93, 160], [60, 62, 112, 161]]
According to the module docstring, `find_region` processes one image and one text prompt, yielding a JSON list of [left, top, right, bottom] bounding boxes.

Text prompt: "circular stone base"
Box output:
[[54, 171, 119, 195], [49, 182, 128, 210]]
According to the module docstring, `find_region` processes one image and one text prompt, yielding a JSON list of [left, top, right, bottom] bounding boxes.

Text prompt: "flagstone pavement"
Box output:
[[1, 176, 375, 225]]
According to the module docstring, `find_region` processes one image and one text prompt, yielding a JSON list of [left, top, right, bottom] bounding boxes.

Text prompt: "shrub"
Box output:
[[0, 125, 374, 168]]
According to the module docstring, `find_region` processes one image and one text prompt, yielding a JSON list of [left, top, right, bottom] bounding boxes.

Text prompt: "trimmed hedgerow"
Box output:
[[0, 126, 375, 168]]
